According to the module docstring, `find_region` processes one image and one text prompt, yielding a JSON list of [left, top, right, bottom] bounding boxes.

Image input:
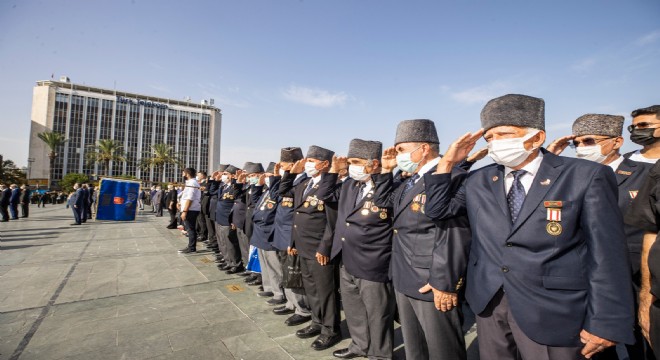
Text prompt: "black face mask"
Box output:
[[630, 128, 658, 146]]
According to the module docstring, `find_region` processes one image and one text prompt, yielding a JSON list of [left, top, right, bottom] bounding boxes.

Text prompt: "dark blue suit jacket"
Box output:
[[250, 177, 281, 251], [214, 181, 235, 226], [424, 150, 635, 347], [329, 174, 393, 283], [10, 188, 20, 204], [272, 173, 308, 251]]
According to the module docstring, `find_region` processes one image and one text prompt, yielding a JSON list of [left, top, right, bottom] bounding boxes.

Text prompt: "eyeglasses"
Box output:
[[628, 122, 660, 133], [569, 137, 613, 148]]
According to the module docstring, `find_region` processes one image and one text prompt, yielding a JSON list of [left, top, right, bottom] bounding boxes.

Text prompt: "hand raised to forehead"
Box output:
[[290, 158, 306, 174], [330, 155, 347, 174], [381, 146, 398, 173], [547, 135, 576, 156]]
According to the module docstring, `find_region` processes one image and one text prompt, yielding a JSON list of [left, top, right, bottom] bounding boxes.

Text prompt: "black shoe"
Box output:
[[70, 223, 81, 225], [333, 348, 363, 359], [286, 314, 312, 326], [267, 297, 286, 306], [244, 274, 259, 283], [178, 248, 196, 254], [218, 265, 232, 271], [273, 306, 295, 316], [258, 285, 264, 291], [247, 278, 262, 286], [238, 271, 252, 277], [295, 324, 321, 338], [312, 333, 342, 351], [215, 255, 224, 261], [166, 225, 177, 229], [225, 265, 245, 275], [215, 258, 225, 264], [257, 291, 274, 298]]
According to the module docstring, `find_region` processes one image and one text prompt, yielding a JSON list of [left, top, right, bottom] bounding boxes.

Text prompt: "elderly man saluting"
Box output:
[[424, 94, 635, 359]]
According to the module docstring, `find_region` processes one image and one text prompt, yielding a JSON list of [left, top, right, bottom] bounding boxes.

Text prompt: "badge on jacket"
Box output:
[[544, 201, 562, 236]]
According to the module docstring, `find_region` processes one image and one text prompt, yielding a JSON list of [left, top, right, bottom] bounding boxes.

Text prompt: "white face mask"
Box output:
[[221, 175, 229, 183], [488, 131, 539, 168], [278, 168, 286, 177], [575, 145, 608, 163], [304, 161, 320, 177], [348, 164, 370, 182], [395, 146, 422, 173], [264, 177, 271, 188]]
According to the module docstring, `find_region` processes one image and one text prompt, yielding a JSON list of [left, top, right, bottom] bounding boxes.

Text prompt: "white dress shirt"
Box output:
[[504, 151, 544, 194]]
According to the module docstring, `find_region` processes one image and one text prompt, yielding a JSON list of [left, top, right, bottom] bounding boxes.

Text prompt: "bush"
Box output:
[[59, 173, 90, 193]]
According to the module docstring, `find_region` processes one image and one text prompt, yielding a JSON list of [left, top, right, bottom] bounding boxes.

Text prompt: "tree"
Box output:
[[87, 139, 127, 176], [140, 143, 181, 182], [59, 173, 89, 193], [0, 155, 27, 185], [37, 131, 67, 189]]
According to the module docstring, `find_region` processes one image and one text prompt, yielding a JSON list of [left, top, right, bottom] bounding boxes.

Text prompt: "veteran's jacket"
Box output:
[[244, 184, 263, 239], [328, 173, 394, 283], [278, 171, 337, 260], [214, 181, 236, 226], [424, 149, 634, 347], [207, 179, 220, 220], [272, 173, 308, 251], [615, 158, 653, 277], [250, 177, 281, 251], [383, 167, 471, 303]]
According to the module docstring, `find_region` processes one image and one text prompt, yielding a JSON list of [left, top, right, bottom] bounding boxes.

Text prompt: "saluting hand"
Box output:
[[419, 283, 458, 312], [258, 174, 267, 186], [330, 155, 347, 174], [466, 147, 489, 163], [274, 162, 281, 175], [236, 170, 247, 184], [381, 147, 398, 173], [580, 330, 616, 359], [290, 159, 306, 174], [547, 135, 576, 155]]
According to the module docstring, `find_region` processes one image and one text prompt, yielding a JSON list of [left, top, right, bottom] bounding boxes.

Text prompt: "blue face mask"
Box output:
[[249, 177, 259, 185], [396, 146, 422, 173]]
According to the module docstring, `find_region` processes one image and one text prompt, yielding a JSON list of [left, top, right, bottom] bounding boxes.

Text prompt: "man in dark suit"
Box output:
[[548, 113, 654, 359], [384, 120, 470, 360], [196, 171, 209, 241], [214, 165, 244, 274], [234, 162, 264, 280], [279, 145, 341, 351], [0, 184, 10, 222], [270, 148, 312, 326], [426, 94, 635, 359], [70, 183, 84, 225], [327, 139, 396, 359], [206, 165, 227, 261], [9, 184, 20, 220], [20, 185, 30, 218], [165, 184, 178, 228], [80, 184, 90, 223]]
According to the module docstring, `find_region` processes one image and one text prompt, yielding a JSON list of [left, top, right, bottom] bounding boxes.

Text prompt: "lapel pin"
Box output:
[[492, 176, 498, 182], [540, 179, 551, 186]]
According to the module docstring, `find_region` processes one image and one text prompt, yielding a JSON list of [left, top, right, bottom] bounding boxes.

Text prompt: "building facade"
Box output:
[[28, 78, 222, 187]]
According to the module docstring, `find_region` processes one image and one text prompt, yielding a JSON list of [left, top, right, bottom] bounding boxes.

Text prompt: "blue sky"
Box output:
[[1, 0, 659, 168]]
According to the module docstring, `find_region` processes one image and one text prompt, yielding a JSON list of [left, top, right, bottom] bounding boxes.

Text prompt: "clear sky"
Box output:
[[1, 0, 658, 169]]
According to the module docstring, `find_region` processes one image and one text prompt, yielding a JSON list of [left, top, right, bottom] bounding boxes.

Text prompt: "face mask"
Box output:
[[488, 131, 539, 168], [249, 177, 258, 185], [348, 164, 370, 182], [630, 128, 658, 146], [396, 147, 421, 173], [221, 175, 229, 183], [305, 162, 320, 177], [575, 145, 608, 163], [278, 168, 286, 177], [264, 177, 271, 188]]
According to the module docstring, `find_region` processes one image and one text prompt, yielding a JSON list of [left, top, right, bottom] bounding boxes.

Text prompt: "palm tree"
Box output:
[[37, 131, 67, 189], [140, 143, 181, 182], [86, 139, 127, 177]]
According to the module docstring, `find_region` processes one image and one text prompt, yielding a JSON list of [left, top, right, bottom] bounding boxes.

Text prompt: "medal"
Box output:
[[546, 221, 562, 236], [260, 206, 265, 211], [371, 206, 379, 213], [629, 191, 638, 199], [267, 203, 274, 209], [304, 201, 309, 208], [361, 209, 370, 216], [411, 203, 420, 212], [310, 198, 318, 206], [318, 204, 324, 211], [379, 212, 387, 219]]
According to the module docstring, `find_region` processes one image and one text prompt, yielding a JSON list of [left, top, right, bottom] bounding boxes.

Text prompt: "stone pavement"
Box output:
[[0, 205, 478, 360]]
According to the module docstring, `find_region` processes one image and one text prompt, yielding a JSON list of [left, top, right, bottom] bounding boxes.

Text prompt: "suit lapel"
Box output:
[[510, 152, 564, 236], [615, 158, 635, 186], [349, 181, 375, 216], [394, 177, 425, 220], [487, 165, 509, 219]]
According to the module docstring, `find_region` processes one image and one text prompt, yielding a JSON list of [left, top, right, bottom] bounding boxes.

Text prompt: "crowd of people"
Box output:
[[0, 184, 30, 221], [150, 95, 660, 360]]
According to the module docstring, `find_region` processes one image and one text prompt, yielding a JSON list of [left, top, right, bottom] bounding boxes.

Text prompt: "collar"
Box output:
[[608, 155, 624, 172], [504, 150, 544, 178], [417, 156, 441, 177], [310, 174, 322, 185]]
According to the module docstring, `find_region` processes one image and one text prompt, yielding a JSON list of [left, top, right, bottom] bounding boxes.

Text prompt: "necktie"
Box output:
[[400, 173, 420, 202], [355, 183, 366, 207], [257, 189, 269, 209], [507, 170, 527, 223], [303, 180, 314, 197]]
